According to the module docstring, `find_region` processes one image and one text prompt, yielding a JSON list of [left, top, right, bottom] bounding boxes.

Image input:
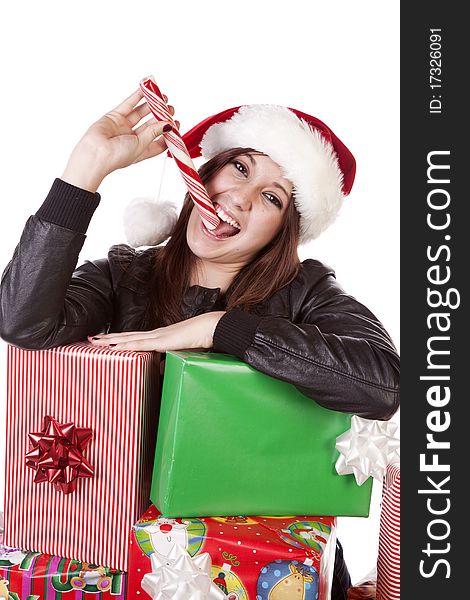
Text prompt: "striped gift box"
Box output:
[[376, 463, 400, 600], [3, 342, 160, 571]]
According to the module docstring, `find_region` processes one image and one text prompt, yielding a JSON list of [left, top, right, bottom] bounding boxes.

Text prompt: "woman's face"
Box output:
[[186, 153, 293, 267]]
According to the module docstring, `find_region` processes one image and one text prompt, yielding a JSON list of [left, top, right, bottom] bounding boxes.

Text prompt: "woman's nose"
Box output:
[[232, 185, 255, 210]]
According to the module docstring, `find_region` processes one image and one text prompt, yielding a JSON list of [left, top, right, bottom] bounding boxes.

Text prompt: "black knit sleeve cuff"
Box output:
[[213, 309, 262, 359], [35, 178, 101, 234]]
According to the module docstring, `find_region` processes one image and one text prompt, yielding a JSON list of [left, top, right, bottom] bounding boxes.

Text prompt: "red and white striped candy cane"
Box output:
[[139, 76, 220, 231]]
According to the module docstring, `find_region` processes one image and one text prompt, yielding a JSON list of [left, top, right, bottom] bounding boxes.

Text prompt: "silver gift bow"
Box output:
[[335, 415, 400, 485], [141, 543, 227, 600]]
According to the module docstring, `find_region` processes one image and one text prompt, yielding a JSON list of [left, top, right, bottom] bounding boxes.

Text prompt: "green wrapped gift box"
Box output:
[[151, 351, 372, 517]]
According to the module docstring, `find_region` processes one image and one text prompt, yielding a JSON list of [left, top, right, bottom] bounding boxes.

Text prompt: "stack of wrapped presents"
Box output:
[[1, 343, 375, 599]]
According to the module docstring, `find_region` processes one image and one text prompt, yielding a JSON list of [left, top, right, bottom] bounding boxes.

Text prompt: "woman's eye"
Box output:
[[232, 160, 248, 175], [263, 192, 282, 208]]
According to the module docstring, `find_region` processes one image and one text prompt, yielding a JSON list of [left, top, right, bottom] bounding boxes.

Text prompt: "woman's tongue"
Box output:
[[210, 220, 239, 238]]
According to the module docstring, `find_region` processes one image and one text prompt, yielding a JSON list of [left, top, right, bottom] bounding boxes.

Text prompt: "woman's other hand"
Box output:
[[87, 312, 226, 352], [61, 87, 179, 192]]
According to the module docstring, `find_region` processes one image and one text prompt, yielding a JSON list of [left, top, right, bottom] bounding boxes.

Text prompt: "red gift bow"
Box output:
[[25, 415, 93, 494]]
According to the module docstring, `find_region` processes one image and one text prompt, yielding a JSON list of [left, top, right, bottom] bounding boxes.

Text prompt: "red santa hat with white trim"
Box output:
[[124, 104, 356, 247]]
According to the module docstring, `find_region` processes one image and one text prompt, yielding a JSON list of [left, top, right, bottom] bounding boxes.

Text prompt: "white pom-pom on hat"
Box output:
[[123, 197, 178, 248]]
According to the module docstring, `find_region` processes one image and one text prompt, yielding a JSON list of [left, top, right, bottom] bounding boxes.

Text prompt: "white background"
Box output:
[[0, 0, 399, 586]]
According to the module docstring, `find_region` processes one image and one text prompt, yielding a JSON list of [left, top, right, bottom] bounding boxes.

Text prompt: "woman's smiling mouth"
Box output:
[[200, 218, 241, 240], [214, 203, 241, 230], [201, 202, 241, 240]]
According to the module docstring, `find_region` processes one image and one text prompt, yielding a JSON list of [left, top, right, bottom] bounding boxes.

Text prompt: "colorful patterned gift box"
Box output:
[[128, 504, 337, 600], [151, 351, 372, 517], [3, 343, 160, 571], [0, 539, 127, 599]]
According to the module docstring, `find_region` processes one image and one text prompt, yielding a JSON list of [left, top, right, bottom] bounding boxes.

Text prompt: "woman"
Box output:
[[0, 87, 399, 598]]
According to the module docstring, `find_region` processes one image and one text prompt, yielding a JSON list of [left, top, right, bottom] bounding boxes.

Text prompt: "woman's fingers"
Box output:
[[110, 86, 174, 115], [89, 331, 168, 352], [128, 101, 152, 127], [110, 339, 162, 351], [137, 118, 173, 148], [112, 87, 144, 115], [89, 330, 157, 344], [138, 137, 168, 161], [132, 115, 154, 137], [130, 103, 175, 130], [89, 321, 187, 345], [111, 87, 176, 132], [90, 321, 181, 342], [91, 333, 182, 352]]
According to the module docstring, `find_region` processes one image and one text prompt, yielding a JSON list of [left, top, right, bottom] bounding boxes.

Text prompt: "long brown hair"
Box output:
[[149, 147, 301, 327]]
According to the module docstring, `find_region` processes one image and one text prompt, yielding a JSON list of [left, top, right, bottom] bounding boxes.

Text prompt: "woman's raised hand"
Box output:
[[61, 87, 179, 193]]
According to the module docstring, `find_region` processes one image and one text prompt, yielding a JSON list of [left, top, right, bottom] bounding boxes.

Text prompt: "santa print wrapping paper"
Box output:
[[0, 540, 127, 599], [376, 464, 400, 600], [3, 343, 160, 571], [128, 505, 337, 600]]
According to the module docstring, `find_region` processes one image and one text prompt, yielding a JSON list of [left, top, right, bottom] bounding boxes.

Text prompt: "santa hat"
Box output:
[[124, 104, 356, 247]]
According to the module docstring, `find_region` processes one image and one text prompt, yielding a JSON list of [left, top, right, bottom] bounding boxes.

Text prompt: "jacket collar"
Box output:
[[181, 285, 224, 319]]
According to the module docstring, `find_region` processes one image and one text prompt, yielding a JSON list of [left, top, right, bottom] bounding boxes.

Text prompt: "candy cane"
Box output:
[[139, 76, 220, 230]]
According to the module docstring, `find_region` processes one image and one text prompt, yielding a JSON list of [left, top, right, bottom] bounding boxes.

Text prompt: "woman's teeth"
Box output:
[[215, 205, 240, 230]]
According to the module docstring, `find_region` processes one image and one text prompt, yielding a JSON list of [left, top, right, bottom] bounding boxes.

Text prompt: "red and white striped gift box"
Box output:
[[376, 463, 400, 600], [3, 342, 160, 571]]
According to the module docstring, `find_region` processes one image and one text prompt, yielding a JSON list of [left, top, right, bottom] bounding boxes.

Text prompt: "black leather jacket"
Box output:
[[0, 179, 400, 420]]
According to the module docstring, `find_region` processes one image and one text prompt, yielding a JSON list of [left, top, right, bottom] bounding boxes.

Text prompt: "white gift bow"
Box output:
[[335, 415, 400, 485], [141, 543, 227, 600]]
